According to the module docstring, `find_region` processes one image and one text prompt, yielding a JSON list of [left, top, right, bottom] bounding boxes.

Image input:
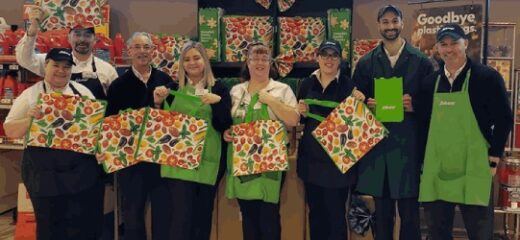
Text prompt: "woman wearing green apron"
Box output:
[[154, 41, 232, 240], [418, 23, 513, 239], [223, 43, 299, 240]]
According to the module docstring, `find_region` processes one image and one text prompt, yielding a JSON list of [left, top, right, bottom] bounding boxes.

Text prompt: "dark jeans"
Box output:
[[304, 182, 349, 240], [118, 163, 172, 240], [167, 161, 226, 240], [30, 180, 104, 240], [237, 199, 281, 240], [423, 200, 491, 240]]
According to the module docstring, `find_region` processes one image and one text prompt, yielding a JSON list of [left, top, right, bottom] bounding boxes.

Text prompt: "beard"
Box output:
[[380, 28, 401, 41], [74, 42, 92, 55]]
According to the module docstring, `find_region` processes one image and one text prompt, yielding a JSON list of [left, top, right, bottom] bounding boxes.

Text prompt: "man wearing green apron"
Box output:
[[353, 5, 434, 239], [418, 23, 513, 239]]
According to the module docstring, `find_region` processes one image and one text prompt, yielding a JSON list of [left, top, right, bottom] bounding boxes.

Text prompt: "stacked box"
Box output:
[[327, 9, 352, 60], [198, 8, 223, 62], [222, 16, 273, 62], [26, 92, 106, 155], [278, 17, 326, 62], [135, 108, 207, 169]]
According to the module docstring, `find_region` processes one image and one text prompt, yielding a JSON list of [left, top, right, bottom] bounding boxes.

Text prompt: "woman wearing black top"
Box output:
[[297, 40, 365, 240]]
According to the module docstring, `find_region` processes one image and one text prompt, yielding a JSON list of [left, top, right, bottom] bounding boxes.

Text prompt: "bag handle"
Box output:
[[302, 98, 339, 122]]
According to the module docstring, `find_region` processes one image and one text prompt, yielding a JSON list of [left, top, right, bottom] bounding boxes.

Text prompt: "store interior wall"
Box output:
[[352, 0, 520, 69], [0, 0, 518, 68]]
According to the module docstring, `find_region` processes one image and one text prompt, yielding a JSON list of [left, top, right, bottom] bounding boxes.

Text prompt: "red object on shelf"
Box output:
[[515, 124, 520, 149], [499, 157, 520, 187], [0, 73, 18, 97], [113, 33, 126, 64], [0, 35, 9, 55], [94, 33, 114, 63], [499, 185, 520, 211]]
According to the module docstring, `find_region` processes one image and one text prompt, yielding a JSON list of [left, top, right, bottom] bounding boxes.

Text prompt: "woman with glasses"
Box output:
[[105, 32, 174, 240], [223, 43, 299, 240], [153, 41, 232, 240], [296, 40, 365, 240]]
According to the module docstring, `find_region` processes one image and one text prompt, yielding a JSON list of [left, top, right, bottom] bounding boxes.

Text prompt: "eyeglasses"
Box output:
[[131, 45, 153, 51], [319, 52, 340, 60], [248, 57, 271, 63]]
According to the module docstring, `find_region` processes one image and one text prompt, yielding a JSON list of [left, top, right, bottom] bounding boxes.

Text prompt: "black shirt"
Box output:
[[417, 58, 513, 158], [297, 70, 357, 188]]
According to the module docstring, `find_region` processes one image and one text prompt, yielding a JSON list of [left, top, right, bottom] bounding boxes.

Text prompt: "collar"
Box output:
[[240, 78, 276, 93], [187, 76, 206, 90], [43, 81, 70, 93], [311, 69, 340, 82], [132, 65, 152, 84], [383, 39, 406, 58], [443, 59, 467, 84]]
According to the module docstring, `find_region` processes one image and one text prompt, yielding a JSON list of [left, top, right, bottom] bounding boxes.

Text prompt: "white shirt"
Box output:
[[131, 65, 151, 84], [15, 34, 119, 94], [383, 40, 406, 68], [230, 79, 298, 121], [444, 60, 467, 86], [5, 81, 95, 123]]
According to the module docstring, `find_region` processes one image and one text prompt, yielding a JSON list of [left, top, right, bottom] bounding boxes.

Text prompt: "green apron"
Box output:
[[160, 85, 222, 185], [419, 70, 492, 206], [225, 93, 284, 204]]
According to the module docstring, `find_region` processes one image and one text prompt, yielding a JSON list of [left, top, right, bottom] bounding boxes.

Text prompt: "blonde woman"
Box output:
[[154, 41, 232, 240]]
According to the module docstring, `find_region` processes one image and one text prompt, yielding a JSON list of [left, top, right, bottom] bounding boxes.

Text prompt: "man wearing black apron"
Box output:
[[418, 23, 513, 240], [16, 6, 118, 100], [4, 48, 104, 239]]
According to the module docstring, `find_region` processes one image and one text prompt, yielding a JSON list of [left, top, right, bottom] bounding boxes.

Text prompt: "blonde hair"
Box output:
[[177, 41, 216, 88]]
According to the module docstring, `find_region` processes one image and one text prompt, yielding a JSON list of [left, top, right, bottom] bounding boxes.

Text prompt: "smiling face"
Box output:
[[128, 35, 154, 68], [378, 11, 403, 41], [182, 48, 205, 79], [246, 45, 271, 81], [68, 29, 96, 55], [436, 36, 468, 66], [317, 49, 341, 76], [44, 59, 73, 89]]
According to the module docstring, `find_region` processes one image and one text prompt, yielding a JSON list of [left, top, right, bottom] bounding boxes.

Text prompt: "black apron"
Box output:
[[71, 57, 107, 100], [22, 83, 100, 197]]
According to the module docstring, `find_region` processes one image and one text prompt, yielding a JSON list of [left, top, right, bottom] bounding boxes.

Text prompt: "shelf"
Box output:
[[0, 104, 12, 110], [0, 144, 24, 151], [487, 57, 514, 60]]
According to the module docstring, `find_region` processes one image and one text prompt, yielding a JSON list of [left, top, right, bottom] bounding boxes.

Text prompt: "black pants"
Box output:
[[167, 159, 226, 240], [118, 163, 172, 240], [304, 182, 349, 240], [374, 171, 420, 240], [29, 180, 104, 240], [423, 200, 491, 240], [237, 199, 281, 240]]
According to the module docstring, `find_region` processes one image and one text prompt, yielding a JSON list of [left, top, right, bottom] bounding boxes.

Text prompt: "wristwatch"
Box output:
[[489, 161, 498, 168]]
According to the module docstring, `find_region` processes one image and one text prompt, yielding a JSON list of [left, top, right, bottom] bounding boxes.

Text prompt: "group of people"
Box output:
[[2, 3, 513, 240]]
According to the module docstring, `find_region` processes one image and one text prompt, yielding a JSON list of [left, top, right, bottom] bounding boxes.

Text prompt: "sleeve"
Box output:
[[15, 34, 47, 77], [105, 79, 124, 116], [281, 84, 298, 108], [416, 73, 436, 167], [297, 77, 311, 124], [5, 87, 32, 123], [352, 58, 373, 100], [210, 81, 233, 132], [412, 57, 435, 112], [484, 70, 514, 157]]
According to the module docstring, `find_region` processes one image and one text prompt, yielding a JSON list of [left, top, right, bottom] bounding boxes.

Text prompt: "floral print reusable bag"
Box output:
[[26, 92, 106, 155]]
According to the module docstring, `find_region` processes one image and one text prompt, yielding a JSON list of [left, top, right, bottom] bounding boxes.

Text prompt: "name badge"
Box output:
[[195, 88, 209, 96]]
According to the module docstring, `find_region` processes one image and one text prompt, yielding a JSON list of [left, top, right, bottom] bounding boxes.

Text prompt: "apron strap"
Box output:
[[42, 82, 82, 96]]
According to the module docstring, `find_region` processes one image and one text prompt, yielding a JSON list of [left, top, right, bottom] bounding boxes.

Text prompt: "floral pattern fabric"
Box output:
[[36, 0, 105, 30], [26, 93, 106, 155], [150, 34, 190, 80], [222, 16, 273, 62], [135, 108, 207, 169], [278, 17, 326, 62], [312, 96, 388, 173], [231, 120, 288, 176], [96, 109, 145, 173]]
